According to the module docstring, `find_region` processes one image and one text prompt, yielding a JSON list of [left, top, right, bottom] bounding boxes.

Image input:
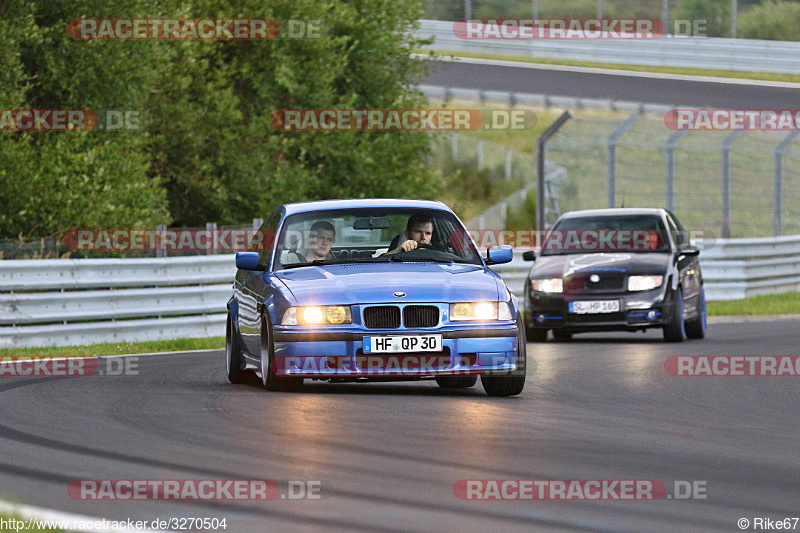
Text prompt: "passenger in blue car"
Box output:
[[387, 214, 434, 254], [295, 220, 335, 263]]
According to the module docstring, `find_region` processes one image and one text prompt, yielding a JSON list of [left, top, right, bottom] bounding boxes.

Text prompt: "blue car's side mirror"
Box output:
[[236, 252, 265, 271], [486, 245, 513, 265]]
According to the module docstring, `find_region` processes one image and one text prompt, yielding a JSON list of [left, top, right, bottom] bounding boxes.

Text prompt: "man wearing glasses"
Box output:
[[302, 220, 336, 262]]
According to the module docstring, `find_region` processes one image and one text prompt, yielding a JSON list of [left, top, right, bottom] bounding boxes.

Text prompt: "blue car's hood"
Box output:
[[274, 262, 499, 305]]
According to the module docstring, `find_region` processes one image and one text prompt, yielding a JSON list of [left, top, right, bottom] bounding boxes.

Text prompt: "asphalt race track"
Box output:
[[424, 59, 800, 108], [1, 320, 797, 532]]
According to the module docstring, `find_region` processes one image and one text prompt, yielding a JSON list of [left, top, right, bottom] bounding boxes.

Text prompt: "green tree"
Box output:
[[738, 0, 800, 41], [0, 0, 441, 237]]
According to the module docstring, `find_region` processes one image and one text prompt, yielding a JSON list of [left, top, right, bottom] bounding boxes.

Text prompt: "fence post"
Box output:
[[774, 131, 799, 237], [537, 111, 572, 234], [252, 218, 263, 230], [607, 114, 642, 208], [721, 131, 743, 238], [665, 130, 688, 212], [505, 147, 513, 179], [451, 132, 459, 161], [477, 139, 484, 170]]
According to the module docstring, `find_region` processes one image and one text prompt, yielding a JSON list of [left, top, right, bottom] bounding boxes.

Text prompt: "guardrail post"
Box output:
[[774, 132, 798, 236], [721, 131, 743, 238], [537, 111, 572, 233], [665, 130, 688, 212], [607, 114, 642, 208], [206, 222, 217, 254], [155, 224, 166, 258]]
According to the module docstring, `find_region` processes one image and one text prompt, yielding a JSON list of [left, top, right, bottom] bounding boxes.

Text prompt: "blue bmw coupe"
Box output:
[[226, 198, 526, 396]]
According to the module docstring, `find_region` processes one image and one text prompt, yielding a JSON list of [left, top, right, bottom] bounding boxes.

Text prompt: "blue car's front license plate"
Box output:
[[363, 334, 443, 353]]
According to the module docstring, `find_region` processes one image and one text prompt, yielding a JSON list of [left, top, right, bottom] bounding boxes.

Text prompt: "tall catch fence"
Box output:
[[544, 114, 800, 238]]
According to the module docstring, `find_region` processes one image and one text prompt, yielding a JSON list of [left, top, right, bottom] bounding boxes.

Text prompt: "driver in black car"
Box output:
[[387, 214, 433, 254]]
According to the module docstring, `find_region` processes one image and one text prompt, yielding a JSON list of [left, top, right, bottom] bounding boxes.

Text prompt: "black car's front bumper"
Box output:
[[525, 287, 673, 332]]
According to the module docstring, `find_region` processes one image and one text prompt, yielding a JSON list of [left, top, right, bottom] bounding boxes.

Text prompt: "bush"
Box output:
[[738, 0, 800, 41]]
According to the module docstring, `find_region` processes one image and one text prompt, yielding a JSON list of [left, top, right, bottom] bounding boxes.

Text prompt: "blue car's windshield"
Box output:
[[274, 208, 482, 269]]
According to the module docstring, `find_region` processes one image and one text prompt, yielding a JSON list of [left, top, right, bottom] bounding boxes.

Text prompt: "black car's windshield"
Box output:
[[540, 215, 670, 256], [274, 208, 482, 269]]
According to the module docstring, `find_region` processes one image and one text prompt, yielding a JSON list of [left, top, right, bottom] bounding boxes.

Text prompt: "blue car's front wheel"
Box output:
[[226, 314, 249, 384], [481, 316, 527, 397], [260, 314, 303, 392]]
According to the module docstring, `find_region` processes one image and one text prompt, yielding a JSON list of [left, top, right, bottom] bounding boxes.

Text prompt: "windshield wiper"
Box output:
[[282, 258, 377, 269], [389, 257, 463, 264]]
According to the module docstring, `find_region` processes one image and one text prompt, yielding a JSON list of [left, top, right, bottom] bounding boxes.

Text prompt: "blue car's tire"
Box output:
[[481, 316, 527, 397], [685, 288, 707, 339], [663, 287, 685, 343], [260, 314, 303, 392], [226, 314, 249, 384], [435, 375, 478, 389]]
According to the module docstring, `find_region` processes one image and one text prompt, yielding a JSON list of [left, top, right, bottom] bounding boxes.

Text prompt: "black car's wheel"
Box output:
[[552, 330, 573, 341], [260, 314, 303, 392], [685, 287, 707, 339], [481, 316, 527, 397], [435, 375, 478, 389], [663, 287, 685, 343], [526, 325, 548, 342], [226, 314, 250, 384]]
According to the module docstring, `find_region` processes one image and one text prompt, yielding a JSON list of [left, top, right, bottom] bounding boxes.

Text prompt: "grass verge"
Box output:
[[0, 337, 224, 358], [423, 49, 800, 84], [707, 292, 800, 316]]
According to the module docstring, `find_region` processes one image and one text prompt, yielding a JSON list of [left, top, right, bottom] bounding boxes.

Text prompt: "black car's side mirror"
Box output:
[[522, 250, 536, 261]]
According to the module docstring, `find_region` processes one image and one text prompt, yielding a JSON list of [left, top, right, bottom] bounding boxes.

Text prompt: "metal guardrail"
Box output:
[[415, 20, 800, 74], [1, 236, 798, 347], [0, 256, 234, 348]]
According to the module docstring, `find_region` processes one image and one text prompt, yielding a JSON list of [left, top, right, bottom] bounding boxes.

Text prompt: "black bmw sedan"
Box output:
[[522, 208, 706, 342]]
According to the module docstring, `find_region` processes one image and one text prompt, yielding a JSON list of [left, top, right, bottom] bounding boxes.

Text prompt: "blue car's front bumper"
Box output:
[[271, 324, 518, 379]]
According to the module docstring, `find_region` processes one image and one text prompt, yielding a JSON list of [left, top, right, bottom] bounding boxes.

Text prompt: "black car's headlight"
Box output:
[[449, 302, 512, 321], [627, 275, 663, 292], [281, 306, 353, 325], [531, 278, 563, 293]]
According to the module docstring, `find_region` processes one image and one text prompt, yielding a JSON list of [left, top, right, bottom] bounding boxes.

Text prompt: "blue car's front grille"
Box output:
[[403, 305, 439, 328], [363, 306, 401, 329]]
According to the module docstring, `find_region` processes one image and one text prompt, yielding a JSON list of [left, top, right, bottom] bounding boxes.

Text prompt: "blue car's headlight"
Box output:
[[449, 302, 512, 321], [282, 306, 353, 325]]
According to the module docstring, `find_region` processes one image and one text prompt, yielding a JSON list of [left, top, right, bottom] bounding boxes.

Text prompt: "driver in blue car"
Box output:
[[294, 220, 335, 262], [387, 213, 434, 254]]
